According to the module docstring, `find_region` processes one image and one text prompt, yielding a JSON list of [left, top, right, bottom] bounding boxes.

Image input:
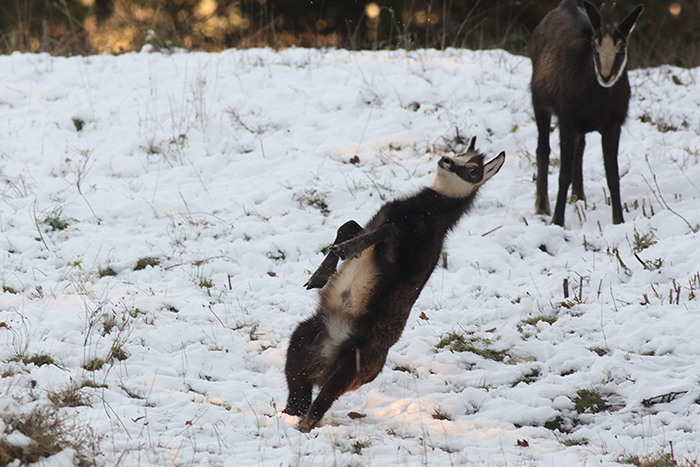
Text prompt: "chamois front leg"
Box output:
[[552, 125, 577, 226], [330, 223, 399, 260], [304, 220, 363, 289], [602, 127, 624, 224], [534, 104, 553, 216], [570, 134, 586, 203]]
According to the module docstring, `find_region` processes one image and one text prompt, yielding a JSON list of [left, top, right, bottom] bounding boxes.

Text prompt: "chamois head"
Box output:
[[583, 1, 643, 88], [431, 136, 505, 198]]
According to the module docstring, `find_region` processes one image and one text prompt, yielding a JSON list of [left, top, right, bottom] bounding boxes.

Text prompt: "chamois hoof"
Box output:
[[304, 260, 339, 289], [534, 200, 551, 216], [551, 216, 565, 227], [282, 405, 306, 417], [296, 417, 316, 433], [329, 244, 348, 260], [304, 271, 330, 289], [570, 193, 586, 204]]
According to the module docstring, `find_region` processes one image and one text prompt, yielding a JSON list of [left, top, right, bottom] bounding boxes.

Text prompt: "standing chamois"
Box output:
[[530, 0, 643, 226], [284, 137, 505, 432]]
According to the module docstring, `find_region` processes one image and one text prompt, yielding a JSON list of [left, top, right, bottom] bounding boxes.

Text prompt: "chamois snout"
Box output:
[[438, 156, 453, 170]]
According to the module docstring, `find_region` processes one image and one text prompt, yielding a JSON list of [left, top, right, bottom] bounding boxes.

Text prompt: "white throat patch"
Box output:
[[431, 169, 477, 198]]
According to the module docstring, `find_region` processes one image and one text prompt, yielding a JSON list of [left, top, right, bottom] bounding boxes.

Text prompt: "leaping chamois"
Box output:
[[530, 0, 643, 226], [284, 137, 505, 432]]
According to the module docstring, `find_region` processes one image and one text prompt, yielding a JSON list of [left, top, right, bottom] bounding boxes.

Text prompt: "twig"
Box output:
[[642, 157, 696, 233], [227, 109, 257, 134], [614, 248, 630, 273], [601, 288, 609, 350], [641, 391, 687, 408], [481, 224, 502, 236], [71, 148, 98, 219], [32, 202, 51, 251], [354, 101, 375, 159], [673, 159, 700, 196], [578, 275, 584, 303], [609, 283, 619, 313], [364, 172, 387, 201]]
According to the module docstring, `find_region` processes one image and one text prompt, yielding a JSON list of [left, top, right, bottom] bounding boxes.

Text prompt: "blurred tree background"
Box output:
[[0, 0, 698, 67]]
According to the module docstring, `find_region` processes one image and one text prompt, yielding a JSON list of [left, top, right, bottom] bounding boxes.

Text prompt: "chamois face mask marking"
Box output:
[[433, 153, 485, 198], [593, 34, 625, 87]]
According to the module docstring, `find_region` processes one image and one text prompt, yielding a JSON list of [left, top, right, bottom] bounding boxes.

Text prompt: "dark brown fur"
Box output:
[[284, 139, 505, 431], [530, 0, 642, 226]]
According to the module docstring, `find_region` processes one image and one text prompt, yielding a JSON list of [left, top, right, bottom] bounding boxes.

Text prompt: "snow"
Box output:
[[1, 46, 699, 466]]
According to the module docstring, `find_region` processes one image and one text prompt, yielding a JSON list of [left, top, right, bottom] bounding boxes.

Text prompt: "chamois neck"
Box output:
[[419, 187, 476, 230], [423, 187, 476, 205]]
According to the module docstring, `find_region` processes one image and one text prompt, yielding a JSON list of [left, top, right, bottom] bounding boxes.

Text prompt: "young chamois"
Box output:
[[284, 137, 505, 432], [530, 0, 643, 226]]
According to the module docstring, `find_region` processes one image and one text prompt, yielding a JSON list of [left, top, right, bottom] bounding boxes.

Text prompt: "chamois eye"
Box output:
[[467, 167, 478, 178]]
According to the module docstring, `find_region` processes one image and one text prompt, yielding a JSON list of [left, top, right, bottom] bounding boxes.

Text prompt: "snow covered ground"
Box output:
[[1, 46, 699, 466]]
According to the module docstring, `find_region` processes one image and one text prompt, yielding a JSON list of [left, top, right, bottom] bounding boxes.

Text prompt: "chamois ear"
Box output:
[[583, 1, 602, 31], [618, 5, 643, 37], [468, 136, 477, 152], [481, 151, 505, 184]]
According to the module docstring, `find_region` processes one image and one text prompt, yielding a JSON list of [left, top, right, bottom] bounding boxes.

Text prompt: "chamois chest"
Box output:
[[556, 72, 631, 133], [372, 193, 468, 284]]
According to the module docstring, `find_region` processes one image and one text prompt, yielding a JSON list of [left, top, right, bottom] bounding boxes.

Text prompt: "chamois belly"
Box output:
[[318, 246, 379, 360]]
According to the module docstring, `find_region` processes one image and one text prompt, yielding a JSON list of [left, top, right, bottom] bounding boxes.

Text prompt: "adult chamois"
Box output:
[[530, 0, 643, 226], [284, 137, 505, 432]]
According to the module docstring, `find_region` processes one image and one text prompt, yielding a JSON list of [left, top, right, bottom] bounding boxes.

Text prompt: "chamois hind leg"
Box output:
[[602, 127, 624, 224], [534, 103, 552, 216], [552, 125, 577, 226], [297, 338, 385, 432], [305, 220, 363, 289], [330, 223, 399, 260], [570, 134, 586, 203], [283, 316, 325, 416]]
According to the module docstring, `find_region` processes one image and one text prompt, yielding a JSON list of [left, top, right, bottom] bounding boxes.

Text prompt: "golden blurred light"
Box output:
[[318, 33, 338, 47], [85, 11, 139, 55], [196, 16, 227, 39], [366, 3, 381, 20], [415, 10, 427, 25], [195, 0, 218, 19], [228, 6, 250, 30], [78, 0, 94, 6], [134, 6, 155, 22], [669, 2, 681, 16]]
